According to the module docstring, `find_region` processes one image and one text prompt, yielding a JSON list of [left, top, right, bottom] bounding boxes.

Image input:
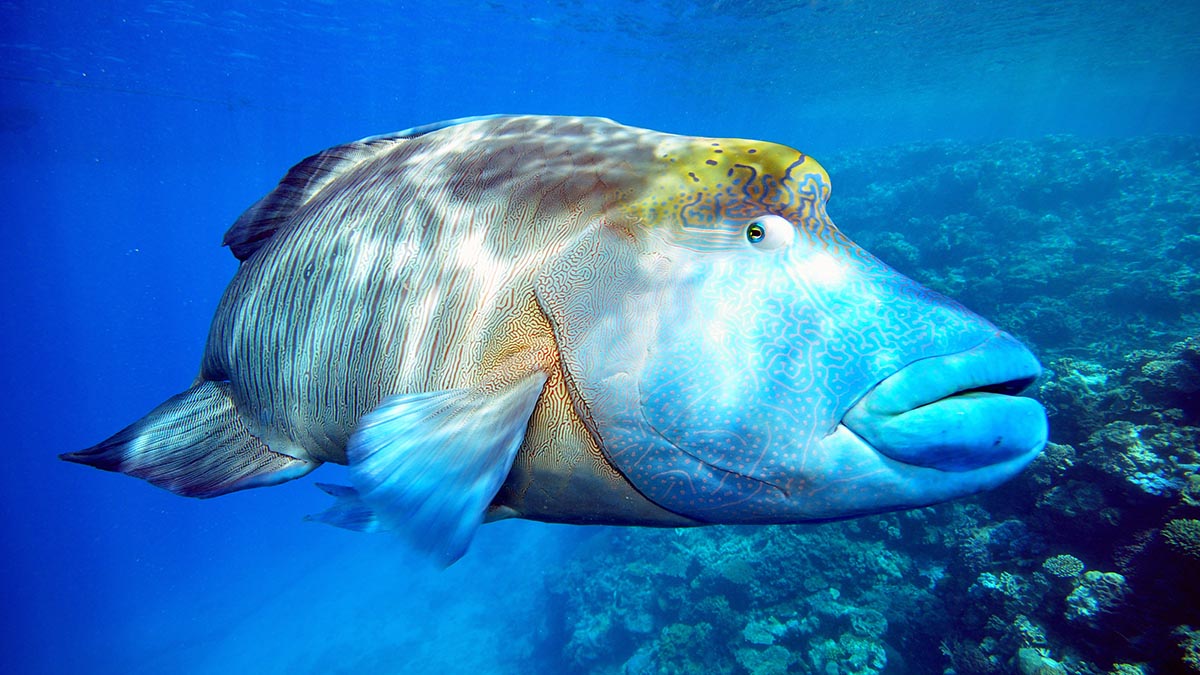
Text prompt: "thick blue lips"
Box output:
[[842, 332, 1047, 472]]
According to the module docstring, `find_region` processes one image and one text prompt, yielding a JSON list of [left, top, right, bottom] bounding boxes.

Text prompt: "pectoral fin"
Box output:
[[315, 367, 548, 565], [304, 483, 383, 532]]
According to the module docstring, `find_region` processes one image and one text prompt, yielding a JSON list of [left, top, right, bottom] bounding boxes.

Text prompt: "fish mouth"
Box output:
[[841, 332, 1047, 472]]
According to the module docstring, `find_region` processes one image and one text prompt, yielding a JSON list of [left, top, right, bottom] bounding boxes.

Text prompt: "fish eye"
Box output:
[[744, 215, 794, 251]]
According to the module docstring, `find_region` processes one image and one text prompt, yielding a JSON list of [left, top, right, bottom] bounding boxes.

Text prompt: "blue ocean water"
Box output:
[[2, 2, 1198, 674]]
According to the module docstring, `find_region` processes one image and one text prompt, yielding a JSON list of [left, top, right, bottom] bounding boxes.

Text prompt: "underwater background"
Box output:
[[2, 1, 1199, 673]]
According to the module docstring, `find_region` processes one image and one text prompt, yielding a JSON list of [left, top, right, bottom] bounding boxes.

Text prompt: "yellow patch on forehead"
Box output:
[[623, 136, 832, 229]]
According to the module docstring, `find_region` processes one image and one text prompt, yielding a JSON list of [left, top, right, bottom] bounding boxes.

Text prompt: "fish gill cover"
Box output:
[[2, 1, 1199, 675]]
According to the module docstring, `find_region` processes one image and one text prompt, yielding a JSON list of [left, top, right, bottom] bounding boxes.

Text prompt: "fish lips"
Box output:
[[841, 332, 1048, 472]]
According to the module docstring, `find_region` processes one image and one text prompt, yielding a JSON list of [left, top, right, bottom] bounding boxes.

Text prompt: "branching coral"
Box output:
[[1041, 554, 1085, 579], [1162, 519, 1200, 560], [1177, 626, 1200, 674]]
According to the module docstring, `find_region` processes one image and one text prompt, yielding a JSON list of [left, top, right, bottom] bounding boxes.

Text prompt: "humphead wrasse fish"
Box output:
[[63, 115, 1048, 564]]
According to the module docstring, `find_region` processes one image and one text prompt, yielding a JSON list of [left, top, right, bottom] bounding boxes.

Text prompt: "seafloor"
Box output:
[[541, 134, 1200, 675]]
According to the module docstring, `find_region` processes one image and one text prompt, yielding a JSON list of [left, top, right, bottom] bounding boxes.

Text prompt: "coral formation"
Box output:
[[1064, 571, 1129, 626], [1178, 626, 1200, 673], [1042, 554, 1085, 578], [1016, 647, 1067, 675], [735, 645, 790, 675], [1161, 519, 1200, 560]]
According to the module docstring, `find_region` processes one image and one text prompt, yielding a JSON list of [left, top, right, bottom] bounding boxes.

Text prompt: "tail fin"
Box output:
[[62, 380, 316, 498]]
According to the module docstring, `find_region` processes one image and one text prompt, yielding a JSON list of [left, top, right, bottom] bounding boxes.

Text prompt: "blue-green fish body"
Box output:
[[64, 116, 1047, 563]]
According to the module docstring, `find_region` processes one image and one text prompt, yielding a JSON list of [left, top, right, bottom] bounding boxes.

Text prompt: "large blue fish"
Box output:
[[63, 116, 1047, 563]]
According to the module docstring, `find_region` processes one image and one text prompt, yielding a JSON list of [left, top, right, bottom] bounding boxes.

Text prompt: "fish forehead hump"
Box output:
[[363, 116, 826, 241], [626, 134, 832, 233]]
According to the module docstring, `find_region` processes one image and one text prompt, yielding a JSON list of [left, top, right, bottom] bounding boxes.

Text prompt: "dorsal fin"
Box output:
[[222, 114, 510, 261]]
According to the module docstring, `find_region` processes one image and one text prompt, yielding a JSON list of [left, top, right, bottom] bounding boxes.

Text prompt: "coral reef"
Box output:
[[542, 134, 1200, 675]]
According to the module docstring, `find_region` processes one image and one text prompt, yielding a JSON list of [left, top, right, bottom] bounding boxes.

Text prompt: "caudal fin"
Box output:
[[61, 380, 316, 498]]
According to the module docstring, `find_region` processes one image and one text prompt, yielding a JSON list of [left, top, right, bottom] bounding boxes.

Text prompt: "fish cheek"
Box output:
[[533, 224, 672, 469], [534, 225, 796, 521]]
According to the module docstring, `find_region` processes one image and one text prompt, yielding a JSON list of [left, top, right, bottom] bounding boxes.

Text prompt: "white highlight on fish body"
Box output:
[[795, 250, 850, 290]]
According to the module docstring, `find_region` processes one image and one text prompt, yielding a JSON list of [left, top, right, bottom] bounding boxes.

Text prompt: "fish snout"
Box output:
[[841, 332, 1047, 472]]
